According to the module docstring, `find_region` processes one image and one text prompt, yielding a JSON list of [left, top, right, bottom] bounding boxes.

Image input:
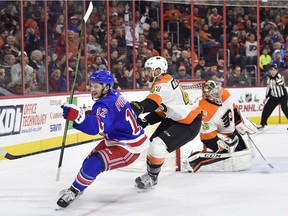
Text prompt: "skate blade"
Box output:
[[55, 205, 64, 211], [135, 184, 156, 193]]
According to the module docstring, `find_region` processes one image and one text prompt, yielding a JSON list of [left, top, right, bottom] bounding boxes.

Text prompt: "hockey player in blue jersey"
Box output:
[[57, 70, 149, 208]]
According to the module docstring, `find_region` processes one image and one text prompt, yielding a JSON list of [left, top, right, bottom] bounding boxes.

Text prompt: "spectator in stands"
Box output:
[[228, 24, 240, 43], [194, 68, 202, 80], [91, 23, 106, 48], [199, 24, 220, 48], [259, 47, 272, 73], [176, 50, 191, 73], [29, 50, 46, 89], [52, 14, 65, 39], [0, 66, 8, 88], [68, 15, 81, 34], [208, 8, 223, 42], [91, 55, 105, 71], [48, 68, 67, 92], [163, 3, 182, 22], [208, 8, 222, 28], [135, 69, 145, 89], [7, 51, 36, 94], [68, 58, 85, 91], [146, 20, 160, 44], [119, 67, 133, 89], [87, 34, 102, 54], [55, 30, 80, 60], [284, 50, 288, 68], [227, 65, 248, 86], [146, 40, 159, 57], [226, 9, 236, 32], [24, 22, 41, 57], [245, 33, 258, 66], [5, 35, 19, 57], [281, 10, 288, 26], [262, 35, 274, 53], [0, 29, 9, 49], [228, 36, 246, 71], [195, 57, 214, 80], [124, 3, 149, 67], [174, 65, 191, 80], [272, 42, 285, 60], [271, 49, 285, 68], [245, 19, 256, 36]]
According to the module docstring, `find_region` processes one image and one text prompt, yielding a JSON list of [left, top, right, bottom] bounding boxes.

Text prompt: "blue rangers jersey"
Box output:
[[74, 90, 148, 153]]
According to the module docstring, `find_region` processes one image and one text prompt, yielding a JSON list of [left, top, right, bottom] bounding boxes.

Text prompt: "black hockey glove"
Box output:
[[137, 117, 148, 129], [130, 101, 143, 116]]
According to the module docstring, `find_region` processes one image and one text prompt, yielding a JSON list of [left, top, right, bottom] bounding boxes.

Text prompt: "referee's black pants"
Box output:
[[260, 95, 288, 126]]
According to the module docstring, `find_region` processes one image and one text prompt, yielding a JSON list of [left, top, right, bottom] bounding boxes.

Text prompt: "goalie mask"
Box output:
[[144, 56, 168, 78], [203, 80, 222, 105]]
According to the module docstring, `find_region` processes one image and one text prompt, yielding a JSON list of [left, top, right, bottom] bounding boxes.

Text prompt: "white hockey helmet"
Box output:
[[203, 80, 222, 105], [144, 56, 168, 78]]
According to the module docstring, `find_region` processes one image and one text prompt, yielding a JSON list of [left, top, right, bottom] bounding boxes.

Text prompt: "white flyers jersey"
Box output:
[[146, 74, 202, 124], [199, 88, 237, 141]]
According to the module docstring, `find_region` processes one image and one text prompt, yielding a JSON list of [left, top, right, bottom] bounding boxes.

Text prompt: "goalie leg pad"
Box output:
[[185, 149, 253, 172]]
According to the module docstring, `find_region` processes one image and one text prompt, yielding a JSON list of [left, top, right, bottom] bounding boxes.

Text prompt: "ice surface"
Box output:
[[0, 124, 288, 216]]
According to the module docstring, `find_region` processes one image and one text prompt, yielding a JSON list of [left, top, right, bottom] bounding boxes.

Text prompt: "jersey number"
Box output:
[[171, 79, 192, 105], [126, 109, 141, 135]]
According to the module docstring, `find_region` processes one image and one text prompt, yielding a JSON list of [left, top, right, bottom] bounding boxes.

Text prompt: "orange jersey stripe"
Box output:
[[147, 154, 165, 165], [177, 106, 202, 124], [200, 130, 218, 140]]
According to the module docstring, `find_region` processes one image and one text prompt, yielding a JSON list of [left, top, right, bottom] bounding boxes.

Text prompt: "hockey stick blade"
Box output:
[[0, 146, 43, 160], [83, 2, 93, 23]]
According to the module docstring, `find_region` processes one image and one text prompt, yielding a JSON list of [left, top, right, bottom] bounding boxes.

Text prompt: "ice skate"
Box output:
[[257, 125, 265, 131], [56, 187, 81, 209], [135, 173, 158, 191]]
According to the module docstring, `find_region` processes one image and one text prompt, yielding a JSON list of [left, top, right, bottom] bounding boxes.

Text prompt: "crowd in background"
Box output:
[[1, 0, 288, 96]]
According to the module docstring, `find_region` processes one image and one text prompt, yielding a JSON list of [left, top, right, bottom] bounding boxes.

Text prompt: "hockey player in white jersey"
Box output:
[[185, 80, 258, 172], [130, 56, 202, 190]]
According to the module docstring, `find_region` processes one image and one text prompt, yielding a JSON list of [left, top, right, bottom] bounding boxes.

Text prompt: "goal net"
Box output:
[[121, 80, 205, 172]]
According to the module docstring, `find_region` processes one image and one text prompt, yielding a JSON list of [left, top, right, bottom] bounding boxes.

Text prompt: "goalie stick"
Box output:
[[246, 133, 274, 169], [56, 2, 93, 182]]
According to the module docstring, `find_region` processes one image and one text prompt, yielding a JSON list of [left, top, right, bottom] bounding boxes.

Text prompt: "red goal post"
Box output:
[[175, 80, 205, 171]]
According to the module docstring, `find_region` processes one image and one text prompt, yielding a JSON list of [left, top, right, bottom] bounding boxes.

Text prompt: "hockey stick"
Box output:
[[56, 2, 93, 182], [246, 133, 274, 168], [0, 138, 100, 160]]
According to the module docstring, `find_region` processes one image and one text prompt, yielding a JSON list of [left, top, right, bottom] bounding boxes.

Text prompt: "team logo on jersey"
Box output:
[[221, 109, 232, 127], [202, 122, 209, 130]]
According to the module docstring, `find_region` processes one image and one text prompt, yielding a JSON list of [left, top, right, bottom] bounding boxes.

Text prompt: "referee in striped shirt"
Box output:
[[258, 64, 288, 130]]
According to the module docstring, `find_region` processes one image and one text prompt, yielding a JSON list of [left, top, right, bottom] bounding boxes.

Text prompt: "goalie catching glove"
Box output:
[[61, 104, 85, 124], [217, 134, 239, 153]]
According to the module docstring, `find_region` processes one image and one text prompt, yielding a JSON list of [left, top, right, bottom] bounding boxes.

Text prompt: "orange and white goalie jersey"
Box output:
[[199, 88, 237, 141], [146, 74, 202, 124]]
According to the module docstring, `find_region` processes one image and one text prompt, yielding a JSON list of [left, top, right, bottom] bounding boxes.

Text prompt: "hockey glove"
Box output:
[[137, 117, 148, 129], [130, 101, 143, 116], [61, 104, 85, 124], [217, 134, 239, 153]]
